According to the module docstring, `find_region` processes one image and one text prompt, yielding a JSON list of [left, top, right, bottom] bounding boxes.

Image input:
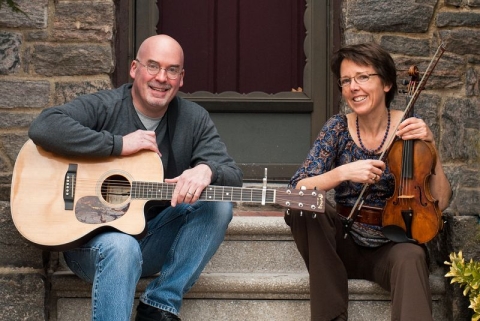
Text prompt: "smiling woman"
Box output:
[[286, 42, 452, 321]]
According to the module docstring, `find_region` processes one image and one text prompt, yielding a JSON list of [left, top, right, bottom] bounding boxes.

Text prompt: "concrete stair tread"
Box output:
[[51, 270, 445, 300], [226, 214, 291, 240]]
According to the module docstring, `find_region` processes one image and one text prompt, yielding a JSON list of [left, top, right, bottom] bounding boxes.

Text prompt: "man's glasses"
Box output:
[[338, 72, 379, 87], [135, 59, 182, 80]]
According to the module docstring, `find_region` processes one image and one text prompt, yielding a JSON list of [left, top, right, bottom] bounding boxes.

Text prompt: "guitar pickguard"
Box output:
[[75, 196, 130, 224]]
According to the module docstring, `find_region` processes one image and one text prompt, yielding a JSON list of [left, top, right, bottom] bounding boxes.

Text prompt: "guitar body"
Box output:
[[10, 140, 163, 251]]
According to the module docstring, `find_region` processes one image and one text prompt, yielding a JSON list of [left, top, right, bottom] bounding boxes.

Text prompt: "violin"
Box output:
[[382, 63, 443, 244], [344, 43, 446, 244]]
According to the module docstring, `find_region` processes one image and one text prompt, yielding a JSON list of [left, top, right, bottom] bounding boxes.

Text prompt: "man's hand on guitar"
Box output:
[[165, 164, 212, 206], [121, 130, 161, 156]]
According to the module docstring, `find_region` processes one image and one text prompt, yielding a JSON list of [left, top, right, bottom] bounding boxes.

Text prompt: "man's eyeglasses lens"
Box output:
[[338, 73, 378, 87], [135, 59, 181, 79]]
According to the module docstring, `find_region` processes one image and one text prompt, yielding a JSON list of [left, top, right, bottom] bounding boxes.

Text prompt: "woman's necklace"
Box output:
[[356, 108, 391, 154]]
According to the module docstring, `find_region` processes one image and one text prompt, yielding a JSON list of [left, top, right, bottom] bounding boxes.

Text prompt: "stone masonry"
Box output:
[[0, 0, 479, 320]]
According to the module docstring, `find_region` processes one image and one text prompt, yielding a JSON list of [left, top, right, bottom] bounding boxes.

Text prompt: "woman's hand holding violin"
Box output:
[[396, 117, 434, 143]]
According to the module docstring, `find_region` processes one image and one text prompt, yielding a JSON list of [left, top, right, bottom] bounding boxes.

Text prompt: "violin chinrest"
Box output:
[[382, 225, 418, 244]]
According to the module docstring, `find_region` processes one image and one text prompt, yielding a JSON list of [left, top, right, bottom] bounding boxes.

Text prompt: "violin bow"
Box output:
[[343, 42, 446, 238]]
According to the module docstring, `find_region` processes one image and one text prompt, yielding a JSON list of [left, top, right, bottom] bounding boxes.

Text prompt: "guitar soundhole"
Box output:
[[75, 174, 131, 224], [101, 174, 131, 204]]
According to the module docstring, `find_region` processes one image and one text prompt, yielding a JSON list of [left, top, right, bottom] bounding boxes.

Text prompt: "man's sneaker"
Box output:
[[135, 301, 181, 321]]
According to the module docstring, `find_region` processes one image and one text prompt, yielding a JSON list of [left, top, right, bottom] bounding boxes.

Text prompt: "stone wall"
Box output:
[[0, 0, 478, 320], [0, 0, 115, 319]]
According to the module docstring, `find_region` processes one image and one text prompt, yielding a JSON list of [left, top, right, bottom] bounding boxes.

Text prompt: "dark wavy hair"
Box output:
[[330, 42, 398, 108]]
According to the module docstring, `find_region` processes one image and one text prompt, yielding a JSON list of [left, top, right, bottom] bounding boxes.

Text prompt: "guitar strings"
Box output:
[[67, 178, 320, 208]]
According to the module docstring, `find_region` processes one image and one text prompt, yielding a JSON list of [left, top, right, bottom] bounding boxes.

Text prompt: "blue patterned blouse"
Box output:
[[290, 114, 396, 247]]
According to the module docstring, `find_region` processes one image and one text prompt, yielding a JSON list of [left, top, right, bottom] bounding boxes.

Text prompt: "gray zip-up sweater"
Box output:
[[28, 84, 243, 188]]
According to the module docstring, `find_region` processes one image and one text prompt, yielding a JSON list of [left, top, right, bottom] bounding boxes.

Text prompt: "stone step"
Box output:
[[51, 272, 448, 321], [49, 210, 449, 321], [206, 215, 305, 273]]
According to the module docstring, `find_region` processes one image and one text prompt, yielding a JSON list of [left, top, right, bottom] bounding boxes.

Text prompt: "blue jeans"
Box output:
[[63, 201, 233, 321]]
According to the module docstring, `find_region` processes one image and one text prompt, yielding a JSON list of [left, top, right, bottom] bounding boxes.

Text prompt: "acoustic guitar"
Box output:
[[10, 140, 325, 251]]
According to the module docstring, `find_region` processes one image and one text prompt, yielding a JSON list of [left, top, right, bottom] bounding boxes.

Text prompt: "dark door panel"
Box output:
[[156, 0, 305, 94]]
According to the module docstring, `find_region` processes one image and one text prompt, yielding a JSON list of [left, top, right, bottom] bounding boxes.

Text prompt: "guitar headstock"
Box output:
[[276, 187, 325, 213]]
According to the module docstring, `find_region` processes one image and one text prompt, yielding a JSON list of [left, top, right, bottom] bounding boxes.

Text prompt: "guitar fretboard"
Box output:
[[131, 181, 276, 203]]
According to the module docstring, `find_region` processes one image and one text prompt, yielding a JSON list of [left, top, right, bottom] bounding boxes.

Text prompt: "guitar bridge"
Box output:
[[63, 164, 78, 210]]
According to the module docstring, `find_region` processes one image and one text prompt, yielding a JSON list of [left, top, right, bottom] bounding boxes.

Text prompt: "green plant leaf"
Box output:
[[445, 251, 480, 320]]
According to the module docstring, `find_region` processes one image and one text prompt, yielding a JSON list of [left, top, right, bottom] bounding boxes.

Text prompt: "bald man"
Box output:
[[29, 35, 243, 321]]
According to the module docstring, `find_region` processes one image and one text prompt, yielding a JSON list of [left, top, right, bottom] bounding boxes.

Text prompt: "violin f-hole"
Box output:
[[414, 185, 428, 206]]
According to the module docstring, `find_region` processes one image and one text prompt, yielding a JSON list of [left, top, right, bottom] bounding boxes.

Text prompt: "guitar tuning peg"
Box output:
[[312, 213, 317, 219], [285, 209, 290, 216], [300, 211, 303, 217]]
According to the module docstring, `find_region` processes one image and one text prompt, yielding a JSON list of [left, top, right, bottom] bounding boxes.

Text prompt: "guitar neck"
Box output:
[[131, 181, 276, 204]]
